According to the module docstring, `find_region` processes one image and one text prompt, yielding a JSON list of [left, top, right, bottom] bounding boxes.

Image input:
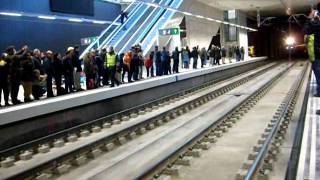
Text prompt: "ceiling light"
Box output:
[[183, 11, 192, 16], [93, 20, 107, 24], [195, 15, 204, 18], [147, 3, 159, 7], [167, 7, 177, 12], [0, 12, 22, 16], [68, 18, 83, 22], [38, 15, 56, 20]]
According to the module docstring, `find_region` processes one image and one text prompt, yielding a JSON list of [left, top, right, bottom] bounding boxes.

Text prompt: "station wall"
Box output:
[[180, 0, 223, 49], [0, 0, 121, 53]]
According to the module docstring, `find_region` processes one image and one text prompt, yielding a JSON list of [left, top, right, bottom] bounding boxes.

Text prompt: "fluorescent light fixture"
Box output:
[[222, 22, 229, 25], [68, 18, 83, 22], [0, 12, 22, 16], [167, 7, 177, 12], [93, 20, 107, 24], [206, 17, 213, 21], [215, 20, 222, 23], [182, 11, 192, 16], [147, 3, 159, 7], [195, 15, 204, 18], [38, 15, 56, 20]]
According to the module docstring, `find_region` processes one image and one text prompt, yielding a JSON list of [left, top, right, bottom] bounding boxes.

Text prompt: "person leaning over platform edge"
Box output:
[[303, 3, 320, 97]]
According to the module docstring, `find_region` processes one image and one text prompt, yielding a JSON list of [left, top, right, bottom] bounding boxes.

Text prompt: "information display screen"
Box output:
[[50, 0, 94, 16]]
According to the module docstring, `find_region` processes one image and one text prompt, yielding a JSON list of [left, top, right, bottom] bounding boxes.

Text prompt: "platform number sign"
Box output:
[[81, 36, 98, 46], [159, 28, 180, 36]]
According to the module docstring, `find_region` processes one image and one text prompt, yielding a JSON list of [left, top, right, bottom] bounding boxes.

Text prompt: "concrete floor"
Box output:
[[172, 64, 305, 180]]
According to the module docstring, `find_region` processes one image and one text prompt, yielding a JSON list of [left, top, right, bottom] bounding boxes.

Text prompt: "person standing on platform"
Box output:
[[6, 45, 27, 105], [106, 47, 119, 87], [208, 45, 215, 66], [84, 51, 97, 89], [0, 53, 10, 107], [95, 50, 104, 87], [72, 46, 83, 91], [53, 53, 64, 96], [228, 47, 233, 63], [304, 3, 320, 97], [200, 47, 207, 68], [221, 46, 226, 64], [152, 46, 161, 76], [132, 48, 140, 80], [161, 47, 170, 75], [43, 50, 54, 97], [240, 46, 245, 61], [235, 46, 241, 62], [191, 46, 199, 69], [20, 51, 34, 102], [172, 47, 180, 73], [63, 47, 74, 94], [214, 46, 221, 65], [123, 50, 132, 82], [181, 48, 190, 69], [145, 54, 153, 78], [138, 51, 145, 79]]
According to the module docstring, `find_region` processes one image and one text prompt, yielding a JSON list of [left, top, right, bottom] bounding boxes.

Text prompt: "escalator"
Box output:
[[80, 0, 184, 58]]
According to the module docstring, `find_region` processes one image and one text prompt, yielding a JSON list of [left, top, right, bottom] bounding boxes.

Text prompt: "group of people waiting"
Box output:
[[0, 43, 245, 107]]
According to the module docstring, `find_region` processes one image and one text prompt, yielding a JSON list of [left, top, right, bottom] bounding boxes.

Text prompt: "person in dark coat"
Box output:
[[0, 53, 10, 106], [53, 53, 64, 96], [120, 10, 128, 27], [191, 46, 199, 69], [72, 46, 83, 91], [199, 47, 207, 68], [95, 50, 104, 87], [151, 46, 161, 76], [43, 50, 54, 97], [221, 46, 227, 64], [214, 47, 221, 65], [132, 48, 140, 80], [6, 45, 27, 104], [235, 46, 241, 62], [63, 47, 74, 93], [171, 47, 180, 73], [161, 47, 170, 75]]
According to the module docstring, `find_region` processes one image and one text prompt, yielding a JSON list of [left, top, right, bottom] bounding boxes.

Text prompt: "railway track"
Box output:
[[0, 61, 305, 180]]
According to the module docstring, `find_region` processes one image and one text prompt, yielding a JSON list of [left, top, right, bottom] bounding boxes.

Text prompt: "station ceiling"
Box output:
[[197, 0, 319, 16]]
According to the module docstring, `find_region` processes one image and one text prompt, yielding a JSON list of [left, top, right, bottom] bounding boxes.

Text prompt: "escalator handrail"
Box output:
[[97, 2, 144, 50], [111, 0, 159, 50], [136, 0, 175, 45], [80, 1, 138, 59], [118, 0, 170, 54]]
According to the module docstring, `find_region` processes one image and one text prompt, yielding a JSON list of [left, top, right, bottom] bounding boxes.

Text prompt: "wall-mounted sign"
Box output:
[[158, 28, 180, 36], [81, 36, 98, 46]]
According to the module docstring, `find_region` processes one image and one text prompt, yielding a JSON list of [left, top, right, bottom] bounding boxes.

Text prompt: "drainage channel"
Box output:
[[0, 62, 280, 179]]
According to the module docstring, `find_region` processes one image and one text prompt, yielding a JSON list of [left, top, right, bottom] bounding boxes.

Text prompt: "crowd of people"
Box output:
[[0, 43, 246, 107]]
